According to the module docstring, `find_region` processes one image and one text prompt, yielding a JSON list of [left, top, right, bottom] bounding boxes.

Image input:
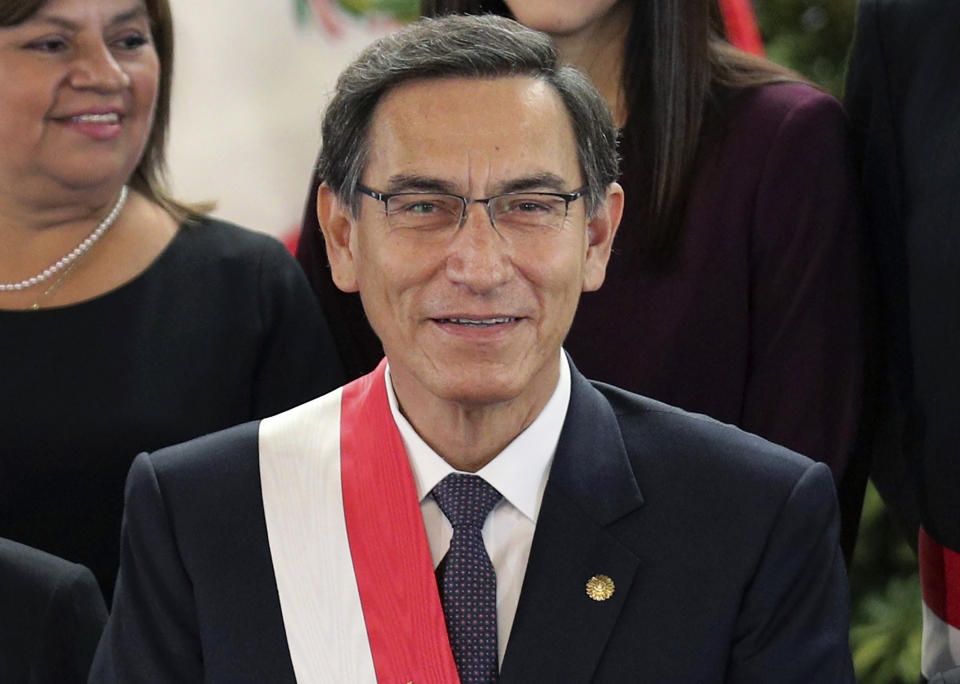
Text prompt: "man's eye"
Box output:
[[398, 201, 438, 214], [515, 201, 551, 212], [504, 198, 553, 213]]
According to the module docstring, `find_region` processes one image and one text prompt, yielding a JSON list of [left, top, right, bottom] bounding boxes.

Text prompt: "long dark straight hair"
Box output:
[[421, 0, 801, 262]]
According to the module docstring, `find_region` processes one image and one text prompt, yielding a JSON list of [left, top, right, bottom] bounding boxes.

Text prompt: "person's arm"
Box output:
[[252, 235, 345, 418], [727, 462, 854, 682], [843, 0, 922, 544], [743, 88, 863, 481], [30, 562, 107, 684], [89, 453, 203, 683]]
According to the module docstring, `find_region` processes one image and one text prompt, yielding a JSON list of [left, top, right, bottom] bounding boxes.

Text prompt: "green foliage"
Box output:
[[294, 0, 420, 27], [848, 483, 922, 683], [755, 0, 858, 95], [336, 0, 419, 22], [851, 574, 922, 683]]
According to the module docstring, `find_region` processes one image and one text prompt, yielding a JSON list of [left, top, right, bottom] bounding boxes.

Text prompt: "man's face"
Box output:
[[322, 76, 621, 415]]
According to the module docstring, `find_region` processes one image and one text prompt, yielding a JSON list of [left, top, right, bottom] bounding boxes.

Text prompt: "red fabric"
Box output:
[[282, 226, 300, 255], [718, 0, 765, 56], [920, 526, 960, 628], [340, 360, 461, 684]]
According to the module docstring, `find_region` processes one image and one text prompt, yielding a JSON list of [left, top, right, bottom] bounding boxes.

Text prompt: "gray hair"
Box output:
[[318, 14, 619, 217]]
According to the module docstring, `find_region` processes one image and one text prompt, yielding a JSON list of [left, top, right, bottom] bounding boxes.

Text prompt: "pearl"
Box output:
[[0, 186, 128, 292]]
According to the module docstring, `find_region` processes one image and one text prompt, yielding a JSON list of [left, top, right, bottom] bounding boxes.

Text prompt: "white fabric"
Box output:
[[923, 600, 960, 679], [386, 354, 570, 664], [259, 388, 378, 683]]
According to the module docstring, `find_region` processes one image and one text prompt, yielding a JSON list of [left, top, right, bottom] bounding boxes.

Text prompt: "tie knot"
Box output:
[[431, 474, 502, 530]]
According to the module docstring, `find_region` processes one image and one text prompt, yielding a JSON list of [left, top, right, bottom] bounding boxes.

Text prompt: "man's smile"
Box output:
[[433, 316, 520, 327]]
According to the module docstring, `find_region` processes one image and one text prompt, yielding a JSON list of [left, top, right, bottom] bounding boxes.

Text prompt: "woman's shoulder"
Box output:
[[732, 81, 843, 128], [164, 216, 303, 281], [710, 81, 846, 164], [175, 215, 290, 259]]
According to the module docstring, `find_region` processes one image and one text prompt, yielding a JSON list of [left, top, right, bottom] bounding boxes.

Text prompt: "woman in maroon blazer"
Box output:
[[296, 0, 863, 508]]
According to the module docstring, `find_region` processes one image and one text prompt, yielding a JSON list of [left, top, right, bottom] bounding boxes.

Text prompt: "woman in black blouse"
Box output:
[[0, 0, 343, 599]]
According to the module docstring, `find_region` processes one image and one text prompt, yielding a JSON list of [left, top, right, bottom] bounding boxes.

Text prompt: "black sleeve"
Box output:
[[31, 562, 108, 684], [843, 0, 922, 541], [252, 235, 345, 418], [727, 463, 855, 682], [89, 454, 203, 683]]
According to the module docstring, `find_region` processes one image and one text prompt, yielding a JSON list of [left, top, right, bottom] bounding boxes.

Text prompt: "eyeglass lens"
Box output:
[[384, 193, 569, 234]]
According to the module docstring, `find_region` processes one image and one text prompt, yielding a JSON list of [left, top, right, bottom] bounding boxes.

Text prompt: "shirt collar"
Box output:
[[385, 353, 571, 523]]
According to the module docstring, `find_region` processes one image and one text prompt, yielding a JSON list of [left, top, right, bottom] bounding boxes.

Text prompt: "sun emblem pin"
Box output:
[[585, 574, 615, 601]]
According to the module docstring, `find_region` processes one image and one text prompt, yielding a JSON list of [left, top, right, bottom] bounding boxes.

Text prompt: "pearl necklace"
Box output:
[[0, 185, 129, 292]]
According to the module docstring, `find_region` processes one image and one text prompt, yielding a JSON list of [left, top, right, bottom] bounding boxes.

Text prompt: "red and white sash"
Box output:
[[259, 360, 460, 683], [920, 527, 960, 678]]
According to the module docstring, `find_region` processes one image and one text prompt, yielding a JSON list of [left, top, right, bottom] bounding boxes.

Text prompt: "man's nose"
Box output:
[[444, 203, 512, 293], [69, 43, 130, 92]]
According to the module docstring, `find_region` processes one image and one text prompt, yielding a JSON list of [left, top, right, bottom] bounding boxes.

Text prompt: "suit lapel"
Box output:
[[500, 362, 644, 683]]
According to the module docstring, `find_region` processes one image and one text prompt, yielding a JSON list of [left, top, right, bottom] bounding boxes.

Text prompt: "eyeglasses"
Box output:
[[356, 184, 587, 240]]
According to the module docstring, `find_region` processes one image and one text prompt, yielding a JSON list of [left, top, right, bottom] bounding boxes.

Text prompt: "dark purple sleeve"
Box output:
[[744, 90, 864, 481], [295, 161, 384, 381]]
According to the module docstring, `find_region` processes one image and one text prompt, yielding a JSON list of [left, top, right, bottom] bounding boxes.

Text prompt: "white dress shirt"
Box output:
[[385, 355, 571, 665]]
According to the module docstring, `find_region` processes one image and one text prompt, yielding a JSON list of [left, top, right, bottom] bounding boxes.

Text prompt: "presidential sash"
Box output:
[[920, 527, 960, 678], [260, 360, 460, 683]]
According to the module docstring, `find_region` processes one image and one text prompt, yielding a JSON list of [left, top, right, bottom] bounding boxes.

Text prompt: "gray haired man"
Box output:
[[93, 15, 853, 683]]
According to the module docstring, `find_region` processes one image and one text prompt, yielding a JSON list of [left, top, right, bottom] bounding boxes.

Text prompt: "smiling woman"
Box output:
[[0, 0, 344, 623]]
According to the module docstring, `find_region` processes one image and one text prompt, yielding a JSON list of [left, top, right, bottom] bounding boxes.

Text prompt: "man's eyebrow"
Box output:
[[385, 175, 458, 194], [495, 173, 570, 194], [384, 172, 573, 196], [31, 6, 149, 32]]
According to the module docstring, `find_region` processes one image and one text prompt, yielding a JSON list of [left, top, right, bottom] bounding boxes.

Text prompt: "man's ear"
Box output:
[[582, 182, 624, 292], [317, 183, 360, 293]]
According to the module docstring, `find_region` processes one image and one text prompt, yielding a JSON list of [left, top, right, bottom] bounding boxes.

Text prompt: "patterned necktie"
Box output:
[[431, 473, 503, 683]]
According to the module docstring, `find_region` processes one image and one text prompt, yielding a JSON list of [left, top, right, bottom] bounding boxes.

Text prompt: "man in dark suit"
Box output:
[[92, 14, 853, 683], [0, 537, 107, 683], [845, 0, 960, 679]]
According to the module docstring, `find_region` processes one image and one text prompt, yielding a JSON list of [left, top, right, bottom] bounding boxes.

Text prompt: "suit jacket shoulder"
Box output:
[[501, 368, 853, 683], [92, 422, 297, 683], [0, 538, 107, 684]]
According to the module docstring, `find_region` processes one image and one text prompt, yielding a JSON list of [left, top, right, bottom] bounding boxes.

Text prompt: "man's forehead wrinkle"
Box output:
[[369, 78, 580, 197], [466, 150, 476, 197]]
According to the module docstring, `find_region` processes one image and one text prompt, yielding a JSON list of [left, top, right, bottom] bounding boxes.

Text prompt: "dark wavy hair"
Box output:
[[422, 0, 802, 261]]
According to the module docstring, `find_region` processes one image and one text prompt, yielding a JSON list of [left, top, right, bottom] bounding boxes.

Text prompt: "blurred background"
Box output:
[[165, 1, 918, 680]]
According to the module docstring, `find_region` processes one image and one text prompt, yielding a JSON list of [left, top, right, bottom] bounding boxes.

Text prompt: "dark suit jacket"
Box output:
[[845, 0, 960, 551], [0, 538, 107, 684], [91, 365, 853, 682]]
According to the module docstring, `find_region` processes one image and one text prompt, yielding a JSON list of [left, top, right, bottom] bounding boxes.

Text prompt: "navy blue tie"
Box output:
[[432, 473, 503, 683]]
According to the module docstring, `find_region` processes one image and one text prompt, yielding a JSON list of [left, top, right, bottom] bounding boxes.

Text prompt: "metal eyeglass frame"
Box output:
[[355, 183, 587, 232]]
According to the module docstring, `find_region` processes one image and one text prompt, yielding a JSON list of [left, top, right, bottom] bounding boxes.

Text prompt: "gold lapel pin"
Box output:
[[585, 574, 615, 601]]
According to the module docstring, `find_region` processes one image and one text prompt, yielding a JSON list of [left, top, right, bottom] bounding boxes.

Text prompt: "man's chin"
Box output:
[[425, 373, 526, 410]]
